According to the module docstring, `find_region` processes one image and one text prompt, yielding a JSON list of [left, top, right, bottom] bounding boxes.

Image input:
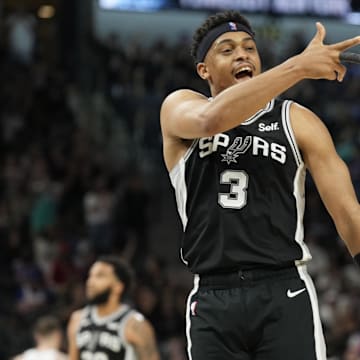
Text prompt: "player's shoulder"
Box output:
[[124, 310, 152, 333], [288, 100, 324, 132], [288, 100, 316, 119], [161, 88, 207, 109], [287, 100, 330, 149], [160, 89, 208, 135], [124, 310, 155, 343], [67, 307, 87, 334], [127, 310, 145, 325], [70, 308, 86, 321]]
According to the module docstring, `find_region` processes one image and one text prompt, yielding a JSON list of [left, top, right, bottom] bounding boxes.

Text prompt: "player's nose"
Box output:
[[233, 46, 249, 61]]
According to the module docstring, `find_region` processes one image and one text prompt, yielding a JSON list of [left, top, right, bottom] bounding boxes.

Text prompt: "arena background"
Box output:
[[0, 0, 360, 359]]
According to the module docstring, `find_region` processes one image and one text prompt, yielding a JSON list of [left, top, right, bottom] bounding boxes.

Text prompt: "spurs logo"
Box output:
[[198, 134, 287, 164], [221, 136, 252, 164]]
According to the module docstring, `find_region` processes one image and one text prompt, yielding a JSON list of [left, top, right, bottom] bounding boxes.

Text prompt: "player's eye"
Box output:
[[221, 48, 233, 54]]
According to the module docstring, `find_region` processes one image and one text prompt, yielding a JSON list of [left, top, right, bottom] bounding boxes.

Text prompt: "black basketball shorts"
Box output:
[[185, 264, 326, 360]]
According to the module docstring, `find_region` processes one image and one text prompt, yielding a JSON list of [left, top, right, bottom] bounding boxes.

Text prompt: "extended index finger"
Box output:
[[332, 36, 360, 52]]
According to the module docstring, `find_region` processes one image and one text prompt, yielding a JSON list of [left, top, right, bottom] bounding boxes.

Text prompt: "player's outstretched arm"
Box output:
[[124, 314, 160, 360], [290, 102, 360, 256], [161, 23, 360, 141]]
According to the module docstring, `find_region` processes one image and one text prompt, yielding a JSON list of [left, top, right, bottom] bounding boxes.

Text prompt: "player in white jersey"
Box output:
[[12, 315, 68, 360]]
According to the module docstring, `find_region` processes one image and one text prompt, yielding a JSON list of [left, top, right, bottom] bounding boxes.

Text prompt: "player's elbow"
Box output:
[[333, 203, 360, 255]]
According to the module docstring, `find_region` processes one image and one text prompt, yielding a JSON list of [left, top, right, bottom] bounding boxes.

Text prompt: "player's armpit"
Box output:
[[124, 315, 160, 360]]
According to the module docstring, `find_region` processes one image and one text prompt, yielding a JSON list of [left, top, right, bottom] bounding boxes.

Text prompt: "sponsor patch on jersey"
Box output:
[[258, 122, 279, 132]]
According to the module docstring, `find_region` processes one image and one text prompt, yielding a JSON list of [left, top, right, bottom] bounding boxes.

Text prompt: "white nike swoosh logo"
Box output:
[[287, 288, 306, 298]]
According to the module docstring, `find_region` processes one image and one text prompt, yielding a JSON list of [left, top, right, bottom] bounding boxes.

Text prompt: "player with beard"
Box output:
[[67, 256, 160, 360]]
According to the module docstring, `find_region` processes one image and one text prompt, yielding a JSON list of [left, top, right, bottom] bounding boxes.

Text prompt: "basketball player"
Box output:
[[160, 10, 360, 360], [13, 315, 68, 360], [67, 256, 160, 360]]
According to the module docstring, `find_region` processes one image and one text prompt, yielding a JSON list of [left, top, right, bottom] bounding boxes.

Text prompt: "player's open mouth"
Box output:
[[234, 66, 253, 80]]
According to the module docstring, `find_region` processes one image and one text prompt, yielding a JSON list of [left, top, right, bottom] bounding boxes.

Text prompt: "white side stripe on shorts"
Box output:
[[296, 264, 327, 360], [185, 274, 200, 360]]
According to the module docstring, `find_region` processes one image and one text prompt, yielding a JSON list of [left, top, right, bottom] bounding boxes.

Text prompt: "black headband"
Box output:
[[196, 22, 255, 63]]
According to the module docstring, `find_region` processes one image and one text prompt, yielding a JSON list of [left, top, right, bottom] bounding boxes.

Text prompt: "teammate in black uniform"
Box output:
[[160, 10, 360, 360], [67, 256, 160, 360]]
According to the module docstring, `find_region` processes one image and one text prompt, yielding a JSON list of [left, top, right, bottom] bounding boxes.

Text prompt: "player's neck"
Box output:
[[95, 301, 122, 317], [36, 339, 58, 351]]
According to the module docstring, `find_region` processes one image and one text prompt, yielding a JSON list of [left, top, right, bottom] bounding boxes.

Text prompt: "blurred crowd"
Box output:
[[0, 5, 360, 360]]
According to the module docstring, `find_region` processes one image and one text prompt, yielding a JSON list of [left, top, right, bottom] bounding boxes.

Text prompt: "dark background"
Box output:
[[0, 1, 360, 359]]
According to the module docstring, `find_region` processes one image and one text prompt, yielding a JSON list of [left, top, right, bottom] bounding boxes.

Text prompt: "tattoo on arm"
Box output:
[[130, 319, 160, 360]]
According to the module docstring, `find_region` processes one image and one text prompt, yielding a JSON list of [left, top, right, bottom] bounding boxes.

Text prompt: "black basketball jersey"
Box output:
[[169, 99, 312, 274], [76, 305, 139, 360]]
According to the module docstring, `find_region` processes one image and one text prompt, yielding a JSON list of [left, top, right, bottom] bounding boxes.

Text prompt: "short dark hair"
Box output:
[[190, 10, 254, 63], [33, 315, 61, 337], [97, 256, 133, 296]]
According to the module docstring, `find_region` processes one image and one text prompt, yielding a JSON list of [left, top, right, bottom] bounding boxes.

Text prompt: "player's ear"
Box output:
[[197, 62, 210, 80]]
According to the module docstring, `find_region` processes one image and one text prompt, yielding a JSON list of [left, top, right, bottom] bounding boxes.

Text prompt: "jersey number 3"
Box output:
[[218, 170, 248, 209]]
